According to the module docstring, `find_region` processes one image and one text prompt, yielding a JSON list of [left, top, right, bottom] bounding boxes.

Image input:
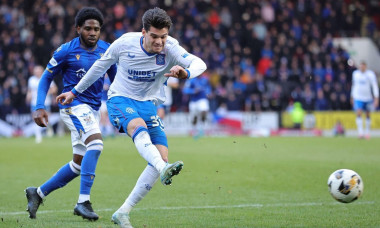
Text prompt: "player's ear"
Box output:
[[76, 26, 81, 35], [142, 28, 146, 36]]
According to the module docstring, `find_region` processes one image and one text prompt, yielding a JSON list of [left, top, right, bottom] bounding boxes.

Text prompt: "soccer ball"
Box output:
[[327, 169, 364, 203]]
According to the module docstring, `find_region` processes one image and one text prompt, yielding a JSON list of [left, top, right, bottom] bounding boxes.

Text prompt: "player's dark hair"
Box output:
[[75, 7, 104, 27], [142, 7, 172, 31]]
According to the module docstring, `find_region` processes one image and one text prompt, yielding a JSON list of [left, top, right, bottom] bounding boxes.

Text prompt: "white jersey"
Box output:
[[28, 75, 55, 107], [351, 69, 379, 102], [74, 32, 207, 105]]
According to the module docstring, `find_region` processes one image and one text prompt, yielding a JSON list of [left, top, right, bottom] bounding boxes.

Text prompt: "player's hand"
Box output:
[[56, 91, 75, 105], [164, 65, 188, 79], [33, 109, 49, 127], [374, 98, 379, 109]]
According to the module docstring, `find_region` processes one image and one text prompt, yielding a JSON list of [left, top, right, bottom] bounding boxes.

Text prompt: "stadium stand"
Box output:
[[0, 0, 379, 118]]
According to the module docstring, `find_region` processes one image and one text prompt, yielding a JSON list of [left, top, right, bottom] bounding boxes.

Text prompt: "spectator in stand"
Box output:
[[1, 0, 380, 120], [315, 88, 329, 111]]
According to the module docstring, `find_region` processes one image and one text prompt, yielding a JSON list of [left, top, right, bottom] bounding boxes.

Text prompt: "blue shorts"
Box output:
[[107, 96, 167, 147], [353, 100, 373, 112]]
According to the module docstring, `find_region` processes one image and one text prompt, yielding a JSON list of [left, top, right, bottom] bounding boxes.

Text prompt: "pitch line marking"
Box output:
[[0, 201, 375, 216]]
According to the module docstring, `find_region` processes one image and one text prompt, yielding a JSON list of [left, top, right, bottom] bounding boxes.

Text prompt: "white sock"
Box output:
[[200, 120, 207, 131], [35, 126, 42, 143], [117, 165, 159, 214], [356, 117, 363, 136], [365, 118, 371, 135], [78, 194, 90, 203], [134, 131, 166, 173], [37, 187, 45, 199]]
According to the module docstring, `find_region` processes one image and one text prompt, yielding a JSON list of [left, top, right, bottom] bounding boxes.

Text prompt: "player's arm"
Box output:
[[34, 46, 65, 127], [26, 82, 32, 105], [33, 71, 54, 127], [164, 42, 207, 80], [350, 71, 356, 105], [57, 40, 120, 105], [370, 72, 379, 109], [106, 63, 117, 83]]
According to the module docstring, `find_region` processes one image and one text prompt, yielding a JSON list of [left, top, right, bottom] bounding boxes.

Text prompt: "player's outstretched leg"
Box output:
[[112, 211, 133, 228], [74, 201, 98, 221], [160, 161, 184, 185], [25, 187, 43, 219]]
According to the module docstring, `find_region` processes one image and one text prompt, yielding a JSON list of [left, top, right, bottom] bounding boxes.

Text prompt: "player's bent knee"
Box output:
[[69, 160, 81, 175], [86, 139, 104, 152], [132, 126, 150, 142]]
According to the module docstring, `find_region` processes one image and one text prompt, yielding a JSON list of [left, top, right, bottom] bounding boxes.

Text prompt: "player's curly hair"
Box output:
[[142, 7, 172, 31], [75, 7, 104, 27]]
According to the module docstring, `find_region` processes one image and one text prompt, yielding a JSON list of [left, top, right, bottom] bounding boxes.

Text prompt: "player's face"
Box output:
[[77, 19, 101, 48], [359, 63, 367, 72], [33, 66, 44, 78], [142, 26, 169, 54]]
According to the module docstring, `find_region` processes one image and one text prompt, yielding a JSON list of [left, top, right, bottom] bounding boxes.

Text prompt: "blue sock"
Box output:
[[40, 162, 79, 197], [80, 149, 101, 195]]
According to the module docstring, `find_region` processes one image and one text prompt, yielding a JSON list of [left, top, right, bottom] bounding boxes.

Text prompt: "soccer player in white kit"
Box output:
[[350, 61, 379, 139], [26, 65, 57, 143], [57, 7, 207, 227]]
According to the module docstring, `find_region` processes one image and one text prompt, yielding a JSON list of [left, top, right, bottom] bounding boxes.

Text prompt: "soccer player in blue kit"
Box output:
[[183, 74, 211, 138], [25, 7, 116, 221], [57, 7, 207, 228]]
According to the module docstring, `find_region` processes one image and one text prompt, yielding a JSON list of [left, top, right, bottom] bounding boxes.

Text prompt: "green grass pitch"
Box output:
[[0, 136, 379, 227]]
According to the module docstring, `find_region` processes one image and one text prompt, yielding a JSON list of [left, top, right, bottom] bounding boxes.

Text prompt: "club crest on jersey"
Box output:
[[49, 57, 57, 67], [156, 54, 165, 65], [76, 54, 80, 60], [76, 68, 87, 78]]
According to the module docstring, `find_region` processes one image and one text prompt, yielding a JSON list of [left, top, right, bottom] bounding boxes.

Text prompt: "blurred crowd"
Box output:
[[1, 0, 379, 119]]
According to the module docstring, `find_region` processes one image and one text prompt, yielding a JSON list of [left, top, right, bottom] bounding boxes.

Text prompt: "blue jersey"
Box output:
[[35, 37, 117, 111], [182, 76, 211, 102]]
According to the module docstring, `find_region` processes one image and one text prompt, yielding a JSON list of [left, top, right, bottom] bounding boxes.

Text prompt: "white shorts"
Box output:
[[189, 98, 209, 117], [60, 104, 101, 154]]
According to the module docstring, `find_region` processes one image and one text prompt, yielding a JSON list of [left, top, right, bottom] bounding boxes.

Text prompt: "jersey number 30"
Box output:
[[151, 115, 164, 130]]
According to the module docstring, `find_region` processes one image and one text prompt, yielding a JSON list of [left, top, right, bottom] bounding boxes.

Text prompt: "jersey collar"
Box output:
[[140, 36, 156, 56]]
